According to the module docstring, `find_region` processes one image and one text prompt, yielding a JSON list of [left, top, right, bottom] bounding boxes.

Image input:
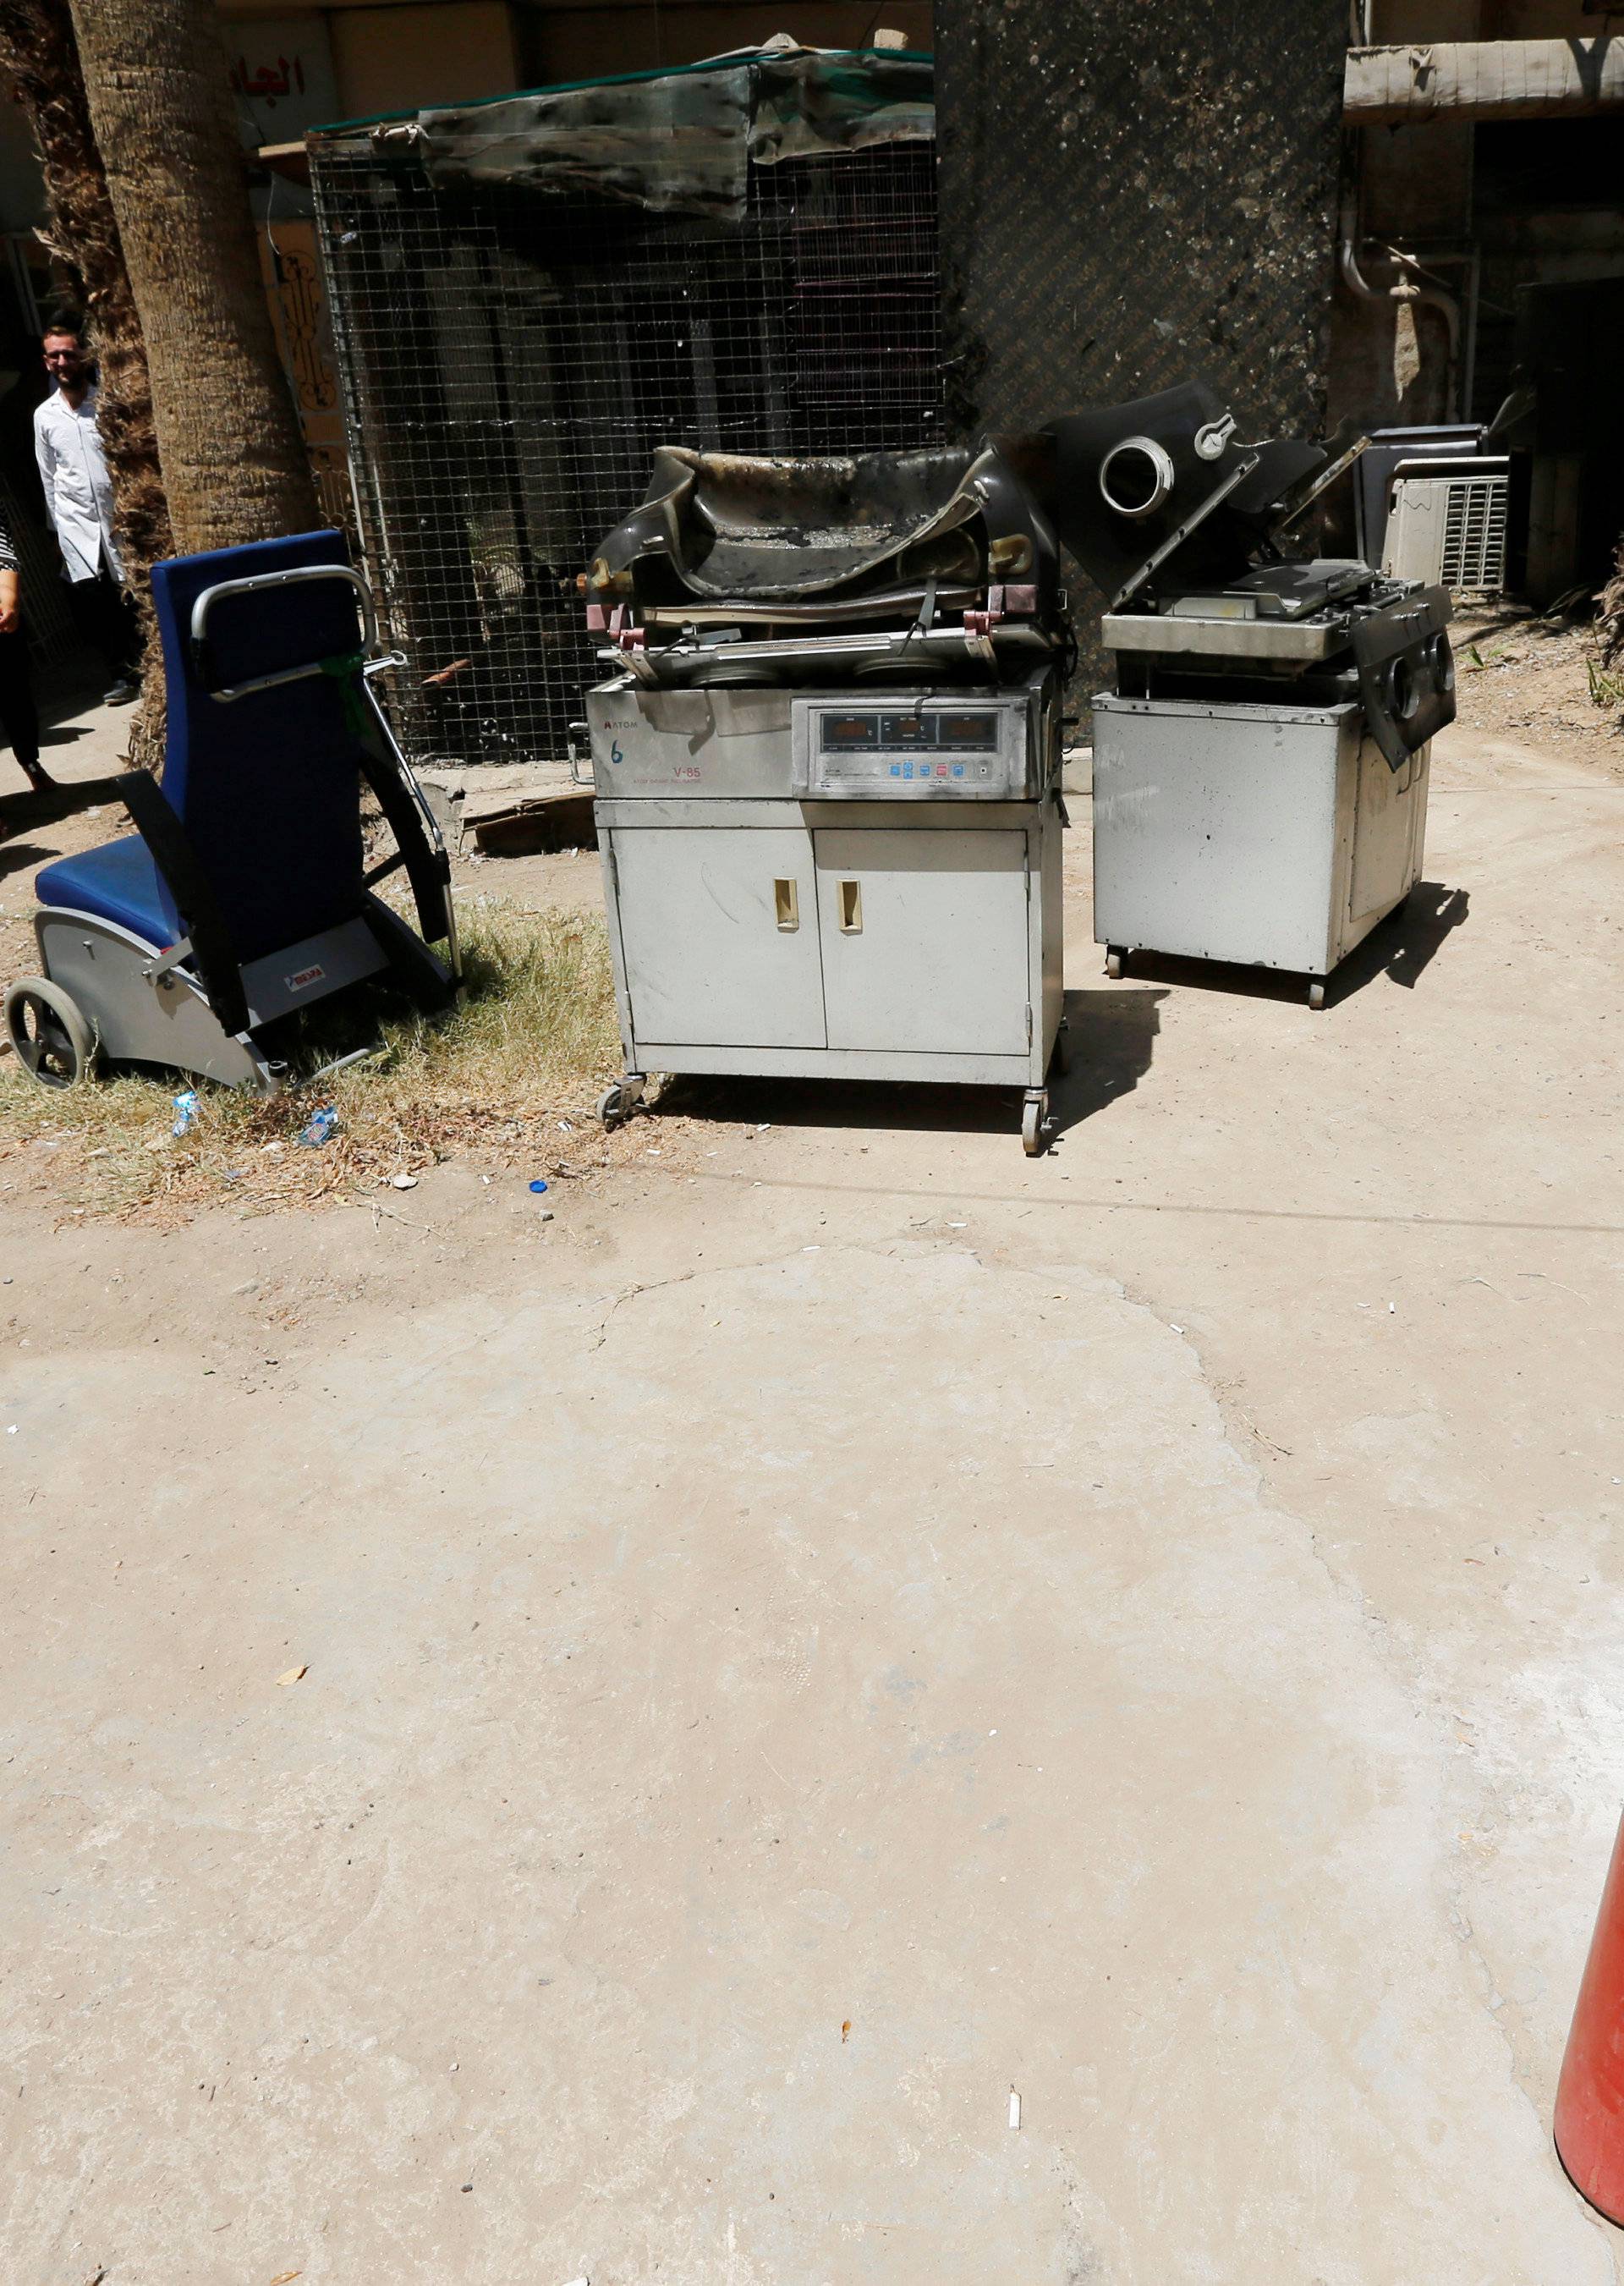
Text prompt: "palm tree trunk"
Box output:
[[1599, 541, 1624, 671], [0, 0, 170, 769], [66, 0, 319, 552]]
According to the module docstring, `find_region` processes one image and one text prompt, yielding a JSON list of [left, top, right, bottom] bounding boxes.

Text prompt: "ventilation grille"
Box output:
[[1440, 474, 1509, 593]]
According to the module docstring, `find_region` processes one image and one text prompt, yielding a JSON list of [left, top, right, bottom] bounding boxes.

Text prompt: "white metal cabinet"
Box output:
[[1091, 695, 1432, 994], [813, 827, 1030, 1054], [596, 789, 1062, 1152], [612, 827, 825, 1047], [1093, 699, 1352, 974]]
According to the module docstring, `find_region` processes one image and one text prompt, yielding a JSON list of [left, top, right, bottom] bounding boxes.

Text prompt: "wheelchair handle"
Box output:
[[189, 563, 382, 702]]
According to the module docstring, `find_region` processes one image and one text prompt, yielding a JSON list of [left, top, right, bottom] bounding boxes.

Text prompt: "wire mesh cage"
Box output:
[[310, 117, 941, 770]]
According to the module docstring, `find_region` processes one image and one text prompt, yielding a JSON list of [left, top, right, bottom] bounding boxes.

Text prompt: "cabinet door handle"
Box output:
[[773, 877, 799, 931], [838, 879, 863, 934]]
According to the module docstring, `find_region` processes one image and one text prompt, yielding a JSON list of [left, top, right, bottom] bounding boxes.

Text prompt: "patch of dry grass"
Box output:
[[0, 903, 623, 1221]]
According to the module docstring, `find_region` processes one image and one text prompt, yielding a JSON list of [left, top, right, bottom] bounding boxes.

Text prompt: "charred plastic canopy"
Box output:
[[1015, 381, 1456, 772], [584, 382, 1333, 631], [586, 442, 1060, 628], [583, 381, 1453, 766], [997, 380, 1328, 609]]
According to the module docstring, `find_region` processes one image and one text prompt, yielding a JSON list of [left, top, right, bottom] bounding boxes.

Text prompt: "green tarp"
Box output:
[[403, 46, 935, 221]]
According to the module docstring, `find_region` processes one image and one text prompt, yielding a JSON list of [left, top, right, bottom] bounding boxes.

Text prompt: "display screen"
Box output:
[[930, 712, 1000, 750], [820, 714, 881, 750], [820, 710, 999, 754]]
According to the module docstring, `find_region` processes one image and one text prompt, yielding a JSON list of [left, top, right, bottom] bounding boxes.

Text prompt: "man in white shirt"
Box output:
[[33, 313, 140, 706]]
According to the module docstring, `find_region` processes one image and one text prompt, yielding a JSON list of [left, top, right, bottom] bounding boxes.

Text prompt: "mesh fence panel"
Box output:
[[310, 138, 942, 768]]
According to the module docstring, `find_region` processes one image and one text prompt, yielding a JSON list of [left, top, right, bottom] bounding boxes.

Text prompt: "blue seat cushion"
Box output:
[[36, 835, 178, 949]]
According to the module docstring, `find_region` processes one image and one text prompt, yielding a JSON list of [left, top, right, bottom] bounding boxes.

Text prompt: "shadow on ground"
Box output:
[[1345, 882, 1470, 995], [1048, 986, 1166, 1133], [1104, 883, 1469, 1009], [0, 774, 131, 868], [647, 987, 1167, 1148], [0, 838, 58, 886]]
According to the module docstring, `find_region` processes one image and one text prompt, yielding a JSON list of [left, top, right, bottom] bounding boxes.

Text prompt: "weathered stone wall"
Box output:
[[934, 0, 1349, 674]]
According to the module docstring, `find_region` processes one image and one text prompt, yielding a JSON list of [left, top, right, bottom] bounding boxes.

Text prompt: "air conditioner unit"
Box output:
[[1381, 456, 1510, 594]]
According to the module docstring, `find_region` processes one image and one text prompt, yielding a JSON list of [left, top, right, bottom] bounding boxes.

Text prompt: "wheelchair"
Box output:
[[5, 530, 459, 1093]]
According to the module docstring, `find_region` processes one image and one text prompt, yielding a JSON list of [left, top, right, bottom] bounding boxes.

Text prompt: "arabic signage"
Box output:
[[229, 14, 341, 149]]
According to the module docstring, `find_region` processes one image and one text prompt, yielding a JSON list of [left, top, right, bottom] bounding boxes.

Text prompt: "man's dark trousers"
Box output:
[[0, 627, 40, 771], [67, 563, 140, 685]]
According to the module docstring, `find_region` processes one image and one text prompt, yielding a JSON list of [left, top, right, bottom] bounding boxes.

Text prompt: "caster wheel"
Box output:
[[1022, 1091, 1049, 1157], [1307, 981, 1326, 1011], [1105, 947, 1127, 981], [597, 1074, 647, 1130], [5, 976, 96, 1088], [1049, 1021, 1073, 1079]]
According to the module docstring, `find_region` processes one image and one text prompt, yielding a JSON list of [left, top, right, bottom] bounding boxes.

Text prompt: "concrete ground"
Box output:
[[3, 680, 1624, 2283]]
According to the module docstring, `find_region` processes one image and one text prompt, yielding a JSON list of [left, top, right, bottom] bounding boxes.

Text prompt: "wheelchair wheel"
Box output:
[[5, 976, 96, 1089]]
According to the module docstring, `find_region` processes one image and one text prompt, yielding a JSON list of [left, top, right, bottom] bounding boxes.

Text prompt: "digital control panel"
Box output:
[[791, 695, 1033, 799]]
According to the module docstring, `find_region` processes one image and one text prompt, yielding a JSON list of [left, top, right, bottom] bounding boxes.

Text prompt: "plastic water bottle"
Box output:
[[299, 1104, 337, 1148], [171, 1090, 199, 1138]]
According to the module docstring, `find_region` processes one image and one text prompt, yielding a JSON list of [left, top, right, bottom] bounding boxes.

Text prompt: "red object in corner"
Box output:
[[1556, 1812, 1624, 2223]]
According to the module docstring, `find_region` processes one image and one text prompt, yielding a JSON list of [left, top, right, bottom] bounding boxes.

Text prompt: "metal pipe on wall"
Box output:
[[1337, 179, 1462, 420]]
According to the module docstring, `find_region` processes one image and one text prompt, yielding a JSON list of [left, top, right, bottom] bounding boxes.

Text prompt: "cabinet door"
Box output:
[[1348, 736, 1426, 926], [612, 827, 826, 1047], [814, 828, 1029, 1054]]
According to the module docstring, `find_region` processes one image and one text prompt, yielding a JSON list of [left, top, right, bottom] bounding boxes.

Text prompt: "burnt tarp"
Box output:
[[412, 46, 935, 221], [934, 0, 1347, 688]]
